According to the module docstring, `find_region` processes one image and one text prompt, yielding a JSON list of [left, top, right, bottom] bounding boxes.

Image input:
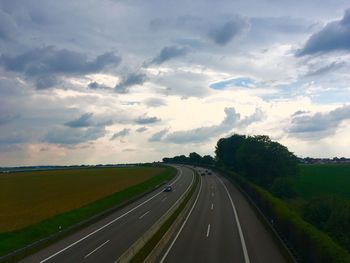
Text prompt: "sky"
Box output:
[[1, 0, 350, 166]]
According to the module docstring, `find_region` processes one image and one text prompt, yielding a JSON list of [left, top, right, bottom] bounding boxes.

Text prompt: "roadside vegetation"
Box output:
[[0, 165, 176, 257], [164, 134, 350, 262]]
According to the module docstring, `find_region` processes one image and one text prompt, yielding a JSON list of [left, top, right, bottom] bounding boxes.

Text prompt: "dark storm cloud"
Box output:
[[289, 105, 350, 138], [147, 45, 188, 65], [208, 16, 249, 45], [64, 113, 93, 128], [115, 73, 147, 93], [43, 126, 106, 145], [110, 128, 130, 140], [297, 9, 350, 56], [135, 115, 161, 124]]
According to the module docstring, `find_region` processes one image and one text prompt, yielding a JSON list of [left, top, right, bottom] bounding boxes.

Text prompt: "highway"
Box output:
[[20, 165, 194, 263], [159, 168, 288, 263]]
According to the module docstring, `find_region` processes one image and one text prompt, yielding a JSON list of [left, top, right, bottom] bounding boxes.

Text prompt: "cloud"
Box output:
[[288, 105, 350, 139], [110, 128, 130, 140], [0, 46, 121, 89], [0, 9, 17, 41], [305, 61, 346, 77], [43, 126, 106, 145], [149, 129, 168, 142], [0, 113, 20, 125], [163, 107, 263, 144], [115, 73, 147, 93], [147, 45, 188, 65], [87, 81, 112, 90], [135, 115, 161, 124], [144, 98, 167, 107], [164, 107, 239, 144], [64, 113, 93, 128], [208, 16, 249, 45], [297, 9, 350, 56], [237, 108, 264, 127], [136, 127, 147, 133]]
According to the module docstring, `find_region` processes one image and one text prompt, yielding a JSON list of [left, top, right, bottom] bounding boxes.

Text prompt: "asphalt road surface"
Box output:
[[159, 168, 287, 263], [20, 165, 194, 263]]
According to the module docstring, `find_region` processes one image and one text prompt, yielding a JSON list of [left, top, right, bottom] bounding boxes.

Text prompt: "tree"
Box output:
[[215, 134, 299, 186]]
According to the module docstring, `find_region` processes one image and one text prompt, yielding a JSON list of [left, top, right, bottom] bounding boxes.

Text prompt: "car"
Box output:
[[164, 185, 172, 192], [207, 171, 212, 175], [201, 172, 206, 176]]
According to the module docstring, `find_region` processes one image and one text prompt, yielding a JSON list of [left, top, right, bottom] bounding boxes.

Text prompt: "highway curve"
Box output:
[[159, 168, 288, 263], [20, 165, 194, 263]]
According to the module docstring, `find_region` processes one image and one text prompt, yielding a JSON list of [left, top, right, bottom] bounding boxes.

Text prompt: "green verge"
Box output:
[[223, 169, 350, 263], [130, 169, 199, 263], [0, 165, 176, 260]]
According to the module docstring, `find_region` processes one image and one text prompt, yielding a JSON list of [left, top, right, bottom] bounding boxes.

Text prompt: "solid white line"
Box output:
[[84, 240, 110, 258], [206, 224, 211, 237], [216, 175, 250, 263], [211, 203, 214, 210], [160, 173, 202, 263], [139, 211, 150, 219], [161, 197, 167, 202], [39, 167, 183, 263]]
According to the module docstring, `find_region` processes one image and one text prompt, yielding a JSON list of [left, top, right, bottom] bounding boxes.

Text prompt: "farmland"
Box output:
[[0, 166, 172, 232], [292, 164, 350, 200]]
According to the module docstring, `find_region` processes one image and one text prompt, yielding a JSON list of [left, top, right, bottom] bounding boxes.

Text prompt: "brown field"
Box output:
[[0, 167, 165, 232]]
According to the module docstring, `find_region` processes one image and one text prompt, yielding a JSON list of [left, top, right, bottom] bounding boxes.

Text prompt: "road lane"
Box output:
[[21, 165, 194, 263], [160, 168, 288, 263]]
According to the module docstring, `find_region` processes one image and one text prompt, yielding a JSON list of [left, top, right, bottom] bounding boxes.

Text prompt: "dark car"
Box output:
[[201, 172, 206, 176], [164, 185, 172, 192]]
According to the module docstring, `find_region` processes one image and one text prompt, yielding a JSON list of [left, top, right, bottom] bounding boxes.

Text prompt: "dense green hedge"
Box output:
[[224, 169, 350, 263]]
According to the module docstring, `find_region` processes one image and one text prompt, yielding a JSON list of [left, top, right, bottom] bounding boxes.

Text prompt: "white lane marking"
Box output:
[[161, 197, 167, 202], [39, 167, 183, 263], [206, 224, 211, 237], [84, 240, 110, 258], [216, 175, 250, 263], [160, 173, 202, 263], [139, 211, 150, 219], [211, 203, 214, 210]]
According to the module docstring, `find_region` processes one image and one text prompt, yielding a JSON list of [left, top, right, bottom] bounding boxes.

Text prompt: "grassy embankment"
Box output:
[[0, 166, 176, 257]]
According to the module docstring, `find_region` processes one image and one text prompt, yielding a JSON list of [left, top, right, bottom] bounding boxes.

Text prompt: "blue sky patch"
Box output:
[[210, 77, 255, 90]]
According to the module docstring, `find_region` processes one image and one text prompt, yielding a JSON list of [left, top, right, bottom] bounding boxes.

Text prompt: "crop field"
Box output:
[[292, 164, 350, 200], [0, 166, 167, 232]]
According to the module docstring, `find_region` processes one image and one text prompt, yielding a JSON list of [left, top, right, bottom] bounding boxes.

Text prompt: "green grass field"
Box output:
[[0, 165, 176, 257], [0, 166, 168, 232], [292, 164, 350, 200]]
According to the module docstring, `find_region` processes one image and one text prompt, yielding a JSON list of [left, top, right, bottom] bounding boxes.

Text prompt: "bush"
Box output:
[[225, 170, 350, 263]]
